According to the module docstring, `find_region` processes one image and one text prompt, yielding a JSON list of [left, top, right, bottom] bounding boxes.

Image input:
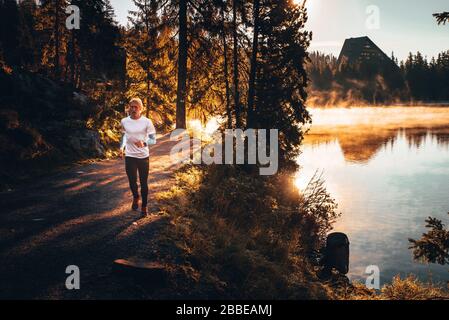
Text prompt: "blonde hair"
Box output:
[[129, 97, 144, 109]]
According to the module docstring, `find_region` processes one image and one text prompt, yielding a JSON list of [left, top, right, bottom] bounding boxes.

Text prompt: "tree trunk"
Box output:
[[246, 0, 260, 129], [69, 29, 76, 84], [147, 61, 151, 118], [54, 0, 61, 80], [221, 2, 232, 128], [232, 0, 241, 128], [143, 2, 152, 118], [176, 0, 188, 129]]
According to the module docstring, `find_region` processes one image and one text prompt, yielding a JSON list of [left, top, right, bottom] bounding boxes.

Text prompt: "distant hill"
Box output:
[[307, 37, 449, 106], [337, 36, 398, 71]]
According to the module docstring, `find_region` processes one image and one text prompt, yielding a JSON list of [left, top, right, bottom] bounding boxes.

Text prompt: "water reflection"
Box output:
[[298, 107, 449, 285], [305, 125, 449, 164]]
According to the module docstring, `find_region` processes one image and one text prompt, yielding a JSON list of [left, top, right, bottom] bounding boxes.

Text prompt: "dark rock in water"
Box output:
[[321, 232, 350, 276]]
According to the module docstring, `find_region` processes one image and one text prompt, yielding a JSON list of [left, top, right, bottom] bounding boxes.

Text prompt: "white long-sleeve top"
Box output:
[[120, 116, 156, 159]]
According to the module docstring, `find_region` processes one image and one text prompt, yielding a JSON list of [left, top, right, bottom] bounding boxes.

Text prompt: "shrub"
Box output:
[[343, 276, 449, 300], [155, 164, 339, 299]]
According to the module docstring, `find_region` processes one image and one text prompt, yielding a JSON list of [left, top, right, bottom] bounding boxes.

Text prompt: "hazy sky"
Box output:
[[110, 0, 449, 61]]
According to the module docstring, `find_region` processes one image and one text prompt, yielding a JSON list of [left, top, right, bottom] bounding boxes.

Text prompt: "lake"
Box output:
[[296, 107, 449, 286]]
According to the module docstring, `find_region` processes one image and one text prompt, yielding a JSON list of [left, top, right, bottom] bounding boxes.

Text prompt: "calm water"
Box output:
[[297, 107, 449, 285]]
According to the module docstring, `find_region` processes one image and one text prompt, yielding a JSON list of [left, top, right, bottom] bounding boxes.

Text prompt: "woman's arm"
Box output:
[[120, 133, 127, 150], [120, 122, 127, 152], [145, 120, 157, 146], [146, 133, 156, 146]]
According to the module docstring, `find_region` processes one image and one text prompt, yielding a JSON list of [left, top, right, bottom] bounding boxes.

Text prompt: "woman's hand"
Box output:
[[134, 140, 146, 148]]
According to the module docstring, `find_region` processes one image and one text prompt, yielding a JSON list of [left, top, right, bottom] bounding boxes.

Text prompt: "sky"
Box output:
[[110, 0, 449, 61]]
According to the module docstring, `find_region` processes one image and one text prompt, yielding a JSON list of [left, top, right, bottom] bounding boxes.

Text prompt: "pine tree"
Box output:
[[17, 0, 40, 70], [35, 0, 69, 80], [184, 1, 229, 125], [161, 0, 235, 128], [409, 213, 449, 268], [0, 0, 21, 68], [231, 0, 241, 128], [433, 12, 449, 25], [127, 0, 176, 128], [0, 0, 40, 70], [252, 0, 311, 166], [175, 0, 188, 129], [214, 0, 233, 128], [246, 0, 260, 129]]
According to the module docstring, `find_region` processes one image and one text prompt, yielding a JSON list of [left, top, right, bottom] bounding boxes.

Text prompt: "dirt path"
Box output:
[[0, 133, 180, 299]]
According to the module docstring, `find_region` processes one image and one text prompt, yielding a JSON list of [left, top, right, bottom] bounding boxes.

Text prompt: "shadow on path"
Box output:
[[0, 133, 181, 299]]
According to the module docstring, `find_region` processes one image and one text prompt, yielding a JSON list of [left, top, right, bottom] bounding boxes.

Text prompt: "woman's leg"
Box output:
[[137, 157, 150, 210], [125, 157, 139, 199]]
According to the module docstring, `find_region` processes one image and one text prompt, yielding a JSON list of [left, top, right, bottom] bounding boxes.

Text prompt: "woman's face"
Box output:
[[129, 102, 142, 119]]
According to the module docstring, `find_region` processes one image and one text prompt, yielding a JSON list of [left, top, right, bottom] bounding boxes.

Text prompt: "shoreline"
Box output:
[[307, 104, 449, 109]]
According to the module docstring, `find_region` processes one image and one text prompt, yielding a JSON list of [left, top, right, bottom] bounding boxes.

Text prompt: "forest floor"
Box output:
[[0, 133, 181, 299]]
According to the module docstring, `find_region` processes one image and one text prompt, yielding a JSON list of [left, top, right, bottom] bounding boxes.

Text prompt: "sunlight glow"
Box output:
[[187, 116, 222, 140], [204, 117, 221, 136], [188, 119, 203, 133], [293, 172, 310, 191], [301, 0, 317, 14], [309, 107, 449, 127]]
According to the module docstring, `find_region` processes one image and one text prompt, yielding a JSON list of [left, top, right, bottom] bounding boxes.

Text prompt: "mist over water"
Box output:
[[297, 107, 449, 285]]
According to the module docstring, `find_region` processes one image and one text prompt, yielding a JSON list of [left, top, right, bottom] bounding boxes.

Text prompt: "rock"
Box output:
[[73, 92, 89, 105], [67, 130, 105, 157], [0, 69, 108, 188], [0, 110, 19, 130], [322, 232, 350, 276], [113, 258, 168, 286]]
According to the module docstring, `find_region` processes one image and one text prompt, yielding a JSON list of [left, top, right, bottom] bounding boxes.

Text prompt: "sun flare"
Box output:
[[297, 0, 318, 15], [187, 116, 222, 140]]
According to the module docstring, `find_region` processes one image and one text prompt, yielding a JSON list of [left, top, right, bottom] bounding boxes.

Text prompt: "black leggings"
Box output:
[[125, 157, 149, 208]]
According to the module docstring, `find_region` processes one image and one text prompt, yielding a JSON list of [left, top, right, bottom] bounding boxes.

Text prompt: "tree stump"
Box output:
[[113, 258, 168, 287]]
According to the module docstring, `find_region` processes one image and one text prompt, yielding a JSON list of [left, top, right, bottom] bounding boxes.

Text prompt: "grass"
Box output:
[[153, 164, 340, 299], [338, 276, 449, 300]]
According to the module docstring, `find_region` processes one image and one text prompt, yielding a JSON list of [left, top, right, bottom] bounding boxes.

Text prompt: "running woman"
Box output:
[[120, 98, 157, 216]]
